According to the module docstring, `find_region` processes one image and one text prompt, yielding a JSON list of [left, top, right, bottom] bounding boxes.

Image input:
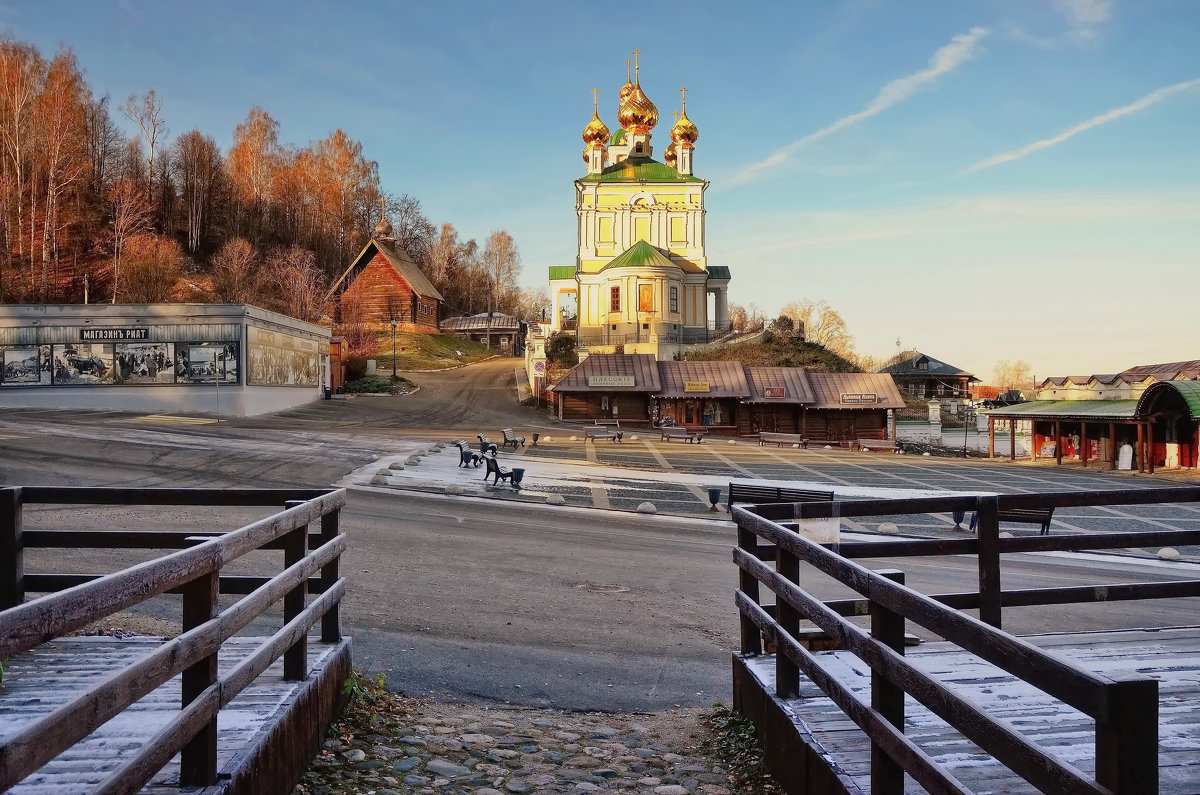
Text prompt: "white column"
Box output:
[[715, 288, 729, 328]]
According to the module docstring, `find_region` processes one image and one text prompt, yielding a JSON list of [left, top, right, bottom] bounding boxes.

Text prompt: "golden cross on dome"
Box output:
[[680, 86, 688, 112], [632, 50, 641, 81], [591, 87, 599, 114], [625, 59, 631, 81]]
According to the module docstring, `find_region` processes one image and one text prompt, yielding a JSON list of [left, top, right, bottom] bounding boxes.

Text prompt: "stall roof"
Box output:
[[656, 360, 750, 399], [1136, 380, 1200, 419], [549, 353, 661, 393], [440, 313, 520, 333], [986, 400, 1139, 420], [805, 372, 906, 410], [743, 367, 815, 404]]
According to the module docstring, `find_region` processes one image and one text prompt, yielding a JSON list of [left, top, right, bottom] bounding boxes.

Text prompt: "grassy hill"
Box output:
[[369, 332, 498, 372], [684, 333, 860, 372]]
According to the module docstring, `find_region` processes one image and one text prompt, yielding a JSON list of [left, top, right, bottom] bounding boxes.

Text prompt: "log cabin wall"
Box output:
[[339, 252, 439, 333]]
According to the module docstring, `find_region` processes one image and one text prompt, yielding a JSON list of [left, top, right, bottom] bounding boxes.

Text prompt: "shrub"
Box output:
[[545, 332, 578, 367], [345, 355, 368, 381]]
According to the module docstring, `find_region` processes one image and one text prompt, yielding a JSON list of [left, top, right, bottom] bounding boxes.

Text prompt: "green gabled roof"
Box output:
[[985, 400, 1139, 420], [610, 128, 626, 145], [707, 265, 731, 280], [548, 265, 577, 281], [600, 240, 676, 272], [578, 155, 703, 183]]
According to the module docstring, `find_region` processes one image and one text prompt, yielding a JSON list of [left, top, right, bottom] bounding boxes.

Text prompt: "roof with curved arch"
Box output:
[[1136, 380, 1200, 419]]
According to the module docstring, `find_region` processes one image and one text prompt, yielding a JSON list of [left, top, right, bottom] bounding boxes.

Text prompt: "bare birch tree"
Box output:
[[121, 90, 167, 207], [107, 178, 151, 302]]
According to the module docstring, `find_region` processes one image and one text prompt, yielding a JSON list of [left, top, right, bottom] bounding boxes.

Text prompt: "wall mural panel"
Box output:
[[177, 342, 239, 384], [1, 345, 51, 385], [115, 342, 175, 384], [0, 340, 238, 387], [248, 326, 319, 387], [52, 343, 115, 385]]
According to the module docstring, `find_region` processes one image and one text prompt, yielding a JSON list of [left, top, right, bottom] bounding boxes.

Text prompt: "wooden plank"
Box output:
[[19, 487, 336, 506], [0, 487, 23, 610]]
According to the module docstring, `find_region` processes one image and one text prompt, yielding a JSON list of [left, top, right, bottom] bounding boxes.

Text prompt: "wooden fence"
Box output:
[[734, 486, 1200, 794], [0, 486, 348, 793]]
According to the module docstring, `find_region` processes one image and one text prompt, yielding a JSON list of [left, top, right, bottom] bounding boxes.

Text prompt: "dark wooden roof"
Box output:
[[441, 313, 520, 333], [325, 237, 443, 302], [743, 366, 815, 404], [805, 372, 906, 410], [879, 350, 976, 381], [656, 360, 750, 399], [549, 353, 661, 393]]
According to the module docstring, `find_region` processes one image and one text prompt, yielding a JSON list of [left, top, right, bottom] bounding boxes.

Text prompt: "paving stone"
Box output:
[[427, 758, 472, 778], [393, 757, 422, 772]]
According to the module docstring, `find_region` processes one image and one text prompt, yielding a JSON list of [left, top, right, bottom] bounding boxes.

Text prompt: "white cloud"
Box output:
[[961, 77, 1200, 174], [1052, 0, 1113, 43], [732, 27, 989, 185]]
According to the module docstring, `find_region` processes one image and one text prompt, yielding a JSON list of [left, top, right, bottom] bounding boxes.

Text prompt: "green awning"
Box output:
[[985, 400, 1138, 421], [548, 265, 577, 281]]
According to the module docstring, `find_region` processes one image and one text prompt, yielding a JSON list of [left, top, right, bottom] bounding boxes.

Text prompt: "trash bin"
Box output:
[[707, 487, 722, 511], [324, 387, 332, 400]]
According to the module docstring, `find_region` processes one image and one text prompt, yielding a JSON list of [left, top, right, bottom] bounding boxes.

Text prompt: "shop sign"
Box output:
[[764, 387, 786, 399], [588, 375, 634, 387], [80, 327, 149, 341], [839, 392, 877, 405], [684, 381, 710, 393]]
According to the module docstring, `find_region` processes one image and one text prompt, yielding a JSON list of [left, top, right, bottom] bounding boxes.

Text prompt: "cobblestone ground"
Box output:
[[296, 697, 737, 795]]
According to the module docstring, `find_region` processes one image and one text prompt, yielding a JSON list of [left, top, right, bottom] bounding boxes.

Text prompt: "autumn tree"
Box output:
[[780, 299, 855, 358], [263, 245, 326, 322], [428, 221, 459, 289], [107, 178, 152, 302], [993, 359, 1033, 391], [227, 106, 279, 237], [171, 129, 223, 253], [121, 90, 167, 208], [727, 303, 748, 332], [0, 38, 45, 295], [211, 237, 259, 303], [35, 50, 89, 290], [118, 233, 183, 302]]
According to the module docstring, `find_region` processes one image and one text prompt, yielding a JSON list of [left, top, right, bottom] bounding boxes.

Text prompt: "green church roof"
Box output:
[[578, 156, 703, 183], [610, 128, 626, 145], [707, 265, 731, 280], [548, 265, 577, 280], [599, 240, 706, 273]]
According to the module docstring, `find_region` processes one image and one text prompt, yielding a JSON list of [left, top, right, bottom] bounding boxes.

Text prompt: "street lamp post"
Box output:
[[390, 317, 398, 379]]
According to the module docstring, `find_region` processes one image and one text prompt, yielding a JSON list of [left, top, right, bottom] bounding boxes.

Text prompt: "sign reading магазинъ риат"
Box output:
[[80, 328, 149, 341]]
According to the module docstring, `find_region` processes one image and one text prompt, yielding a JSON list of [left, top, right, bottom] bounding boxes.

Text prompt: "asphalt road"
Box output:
[[3, 359, 1198, 711]]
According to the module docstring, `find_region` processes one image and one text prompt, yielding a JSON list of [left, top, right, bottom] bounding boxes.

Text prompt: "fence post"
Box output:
[[0, 487, 23, 610], [975, 496, 1002, 629], [180, 569, 219, 787], [736, 517, 762, 655], [284, 500, 309, 680], [319, 507, 341, 643], [1096, 677, 1159, 793], [871, 569, 906, 795], [775, 545, 800, 698]]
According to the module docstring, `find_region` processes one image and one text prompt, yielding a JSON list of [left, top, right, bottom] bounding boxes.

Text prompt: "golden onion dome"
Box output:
[[582, 111, 610, 146], [671, 110, 698, 145], [663, 141, 678, 168], [617, 82, 658, 132], [582, 146, 589, 164]]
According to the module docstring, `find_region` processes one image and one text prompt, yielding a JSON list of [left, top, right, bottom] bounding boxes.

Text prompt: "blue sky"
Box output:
[[6, 0, 1198, 380]]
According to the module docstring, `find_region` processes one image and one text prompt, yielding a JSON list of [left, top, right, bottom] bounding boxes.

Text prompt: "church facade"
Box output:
[[546, 54, 730, 360]]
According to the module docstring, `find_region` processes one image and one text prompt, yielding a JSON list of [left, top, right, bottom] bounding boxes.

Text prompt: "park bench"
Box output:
[[858, 438, 900, 453], [477, 433, 498, 455], [759, 432, 806, 448], [483, 453, 524, 489], [661, 426, 705, 443], [966, 506, 1056, 535], [585, 425, 623, 443], [501, 428, 526, 449], [728, 483, 834, 512], [454, 440, 483, 468]]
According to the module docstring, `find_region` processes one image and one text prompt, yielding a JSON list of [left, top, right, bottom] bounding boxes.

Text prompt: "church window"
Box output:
[[610, 286, 620, 312], [670, 217, 685, 242], [669, 286, 678, 313], [639, 284, 653, 312]]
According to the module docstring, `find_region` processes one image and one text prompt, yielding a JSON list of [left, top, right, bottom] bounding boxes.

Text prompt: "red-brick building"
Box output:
[[326, 219, 443, 333]]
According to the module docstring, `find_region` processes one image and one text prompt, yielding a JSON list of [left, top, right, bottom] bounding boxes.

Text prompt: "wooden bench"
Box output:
[[483, 454, 524, 489], [969, 507, 1056, 535], [585, 426, 623, 443], [759, 432, 806, 448], [727, 483, 834, 511], [477, 433, 498, 455], [661, 426, 705, 443], [454, 440, 483, 468], [858, 438, 899, 453], [501, 428, 526, 449]]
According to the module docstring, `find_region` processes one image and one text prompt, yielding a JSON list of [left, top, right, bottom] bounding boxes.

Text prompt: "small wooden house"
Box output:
[[326, 219, 443, 333]]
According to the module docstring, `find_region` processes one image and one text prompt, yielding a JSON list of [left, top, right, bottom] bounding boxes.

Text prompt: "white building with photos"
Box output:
[[0, 304, 331, 416]]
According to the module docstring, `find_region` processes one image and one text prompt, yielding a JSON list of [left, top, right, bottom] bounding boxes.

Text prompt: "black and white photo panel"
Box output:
[[52, 343, 115, 384], [1, 345, 52, 386], [179, 342, 238, 384], [114, 341, 175, 384]]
